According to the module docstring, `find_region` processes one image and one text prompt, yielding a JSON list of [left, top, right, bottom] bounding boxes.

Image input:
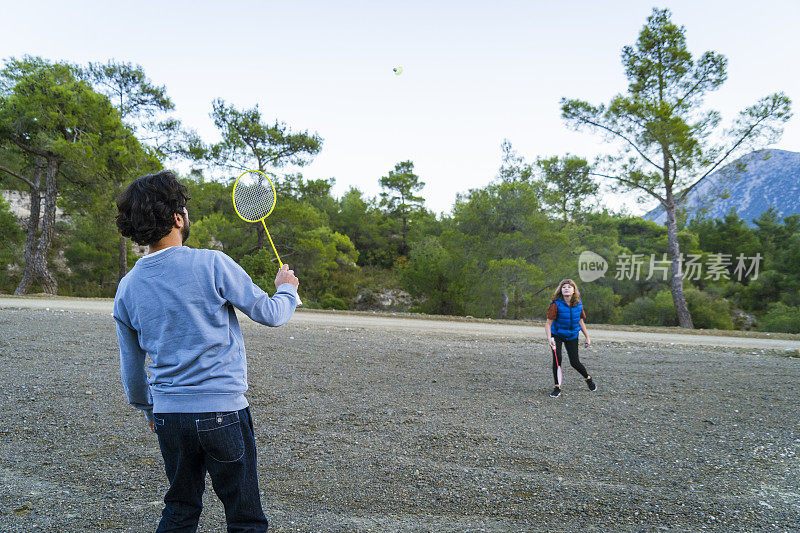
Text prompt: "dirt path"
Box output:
[[1, 299, 799, 531], [2, 296, 799, 351]]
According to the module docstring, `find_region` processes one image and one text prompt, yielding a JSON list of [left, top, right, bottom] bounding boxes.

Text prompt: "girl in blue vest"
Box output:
[[545, 278, 595, 397]]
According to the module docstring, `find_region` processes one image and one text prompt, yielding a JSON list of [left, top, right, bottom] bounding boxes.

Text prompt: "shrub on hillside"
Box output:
[[0, 195, 24, 293], [759, 302, 800, 333], [621, 290, 677, 326], [319, 293, 348, 310], [238, 249, 279, 293], [621, 289, 733, 329], [685, 289, 733, 330], [579, 283, 621, 324]]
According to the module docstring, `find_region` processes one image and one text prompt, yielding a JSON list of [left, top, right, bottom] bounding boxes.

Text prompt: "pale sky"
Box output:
[[2, 1, 799, 215]]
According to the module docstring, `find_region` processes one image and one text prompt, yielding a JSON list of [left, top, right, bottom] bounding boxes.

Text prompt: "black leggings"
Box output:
[[552, 336, 589, 384]]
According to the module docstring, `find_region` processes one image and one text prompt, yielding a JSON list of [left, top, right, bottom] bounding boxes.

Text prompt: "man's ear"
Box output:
[[173, 212, 184, 228]]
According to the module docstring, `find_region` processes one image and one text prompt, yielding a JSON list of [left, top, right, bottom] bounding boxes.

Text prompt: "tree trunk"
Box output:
[[664, 194, 694, 328], [32, 156, 59, 294], [14, 158, 44, 295], [499, 290, 509, 319], [118, 236, 128, 281], [401, 213, 408, 257], [256, 223, 265, 249]]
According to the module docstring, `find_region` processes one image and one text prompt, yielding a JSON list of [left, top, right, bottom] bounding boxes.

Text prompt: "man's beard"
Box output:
[[181, 215, 191, 244]]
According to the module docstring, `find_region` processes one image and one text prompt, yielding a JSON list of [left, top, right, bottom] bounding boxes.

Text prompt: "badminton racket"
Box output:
[[552, 344, 563, 388], [232, 169, 302, 306]]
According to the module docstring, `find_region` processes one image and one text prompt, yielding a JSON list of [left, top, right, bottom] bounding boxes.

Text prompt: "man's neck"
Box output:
[[149, 231, 183, 254]]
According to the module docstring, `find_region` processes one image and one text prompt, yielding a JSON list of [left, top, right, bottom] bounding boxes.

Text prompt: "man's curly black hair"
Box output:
[[116, 171, 191, 246]]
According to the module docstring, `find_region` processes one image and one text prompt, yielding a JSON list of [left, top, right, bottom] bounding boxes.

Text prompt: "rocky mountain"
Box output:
[[644, 149, 800, 225]]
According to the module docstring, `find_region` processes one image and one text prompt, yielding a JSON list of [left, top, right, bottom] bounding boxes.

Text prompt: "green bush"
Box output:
[[579, 283, 621, 324], [319, 293, 348, 310], [238, 249, 280, 293], [621, 288, 733, 329], [759, 302, 800, 333], [685, 289, 733, 330], [0, 195, 24, 293], [621, 290, 677, 326]]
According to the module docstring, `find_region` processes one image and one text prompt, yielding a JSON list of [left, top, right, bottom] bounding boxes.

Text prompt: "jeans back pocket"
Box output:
[[195, 411, 245, 463]]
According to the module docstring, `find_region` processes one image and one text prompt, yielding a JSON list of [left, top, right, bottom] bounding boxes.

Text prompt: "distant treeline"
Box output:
[[2, 166, 799, 332]]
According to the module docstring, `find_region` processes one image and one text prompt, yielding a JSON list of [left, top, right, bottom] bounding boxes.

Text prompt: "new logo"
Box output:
[[578, 251, 608, 283]]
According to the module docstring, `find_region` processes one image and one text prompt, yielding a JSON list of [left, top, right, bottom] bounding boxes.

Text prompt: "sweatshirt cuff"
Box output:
[[276, 283, 298, 296]]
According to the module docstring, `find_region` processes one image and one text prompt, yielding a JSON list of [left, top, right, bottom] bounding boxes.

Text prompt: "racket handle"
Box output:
[[262, 221, 301, 305], [263, 223, 283, 266]]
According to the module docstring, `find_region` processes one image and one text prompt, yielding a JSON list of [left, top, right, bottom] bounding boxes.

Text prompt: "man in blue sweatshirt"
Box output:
[[113, 170, 299, 532]]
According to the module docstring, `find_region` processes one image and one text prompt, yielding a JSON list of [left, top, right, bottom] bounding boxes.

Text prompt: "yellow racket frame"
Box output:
[[232, 170, 283, 267]]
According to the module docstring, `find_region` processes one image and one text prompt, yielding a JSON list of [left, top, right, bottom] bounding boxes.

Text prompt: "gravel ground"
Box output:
[[0, 306, 798, 532]]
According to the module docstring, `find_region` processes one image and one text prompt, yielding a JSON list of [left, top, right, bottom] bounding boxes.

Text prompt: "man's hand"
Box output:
[[148, 420, 155, 433], [275, 264, 299, 289], [584, 337, 591, 348], [548, 337, 556, 350]]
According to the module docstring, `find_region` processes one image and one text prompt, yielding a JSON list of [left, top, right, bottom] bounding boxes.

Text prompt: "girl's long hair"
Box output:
[[551, 279, 581, 306]]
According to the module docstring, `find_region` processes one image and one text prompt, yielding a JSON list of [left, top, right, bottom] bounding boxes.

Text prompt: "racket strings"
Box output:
[[233, 172, 276, 222]]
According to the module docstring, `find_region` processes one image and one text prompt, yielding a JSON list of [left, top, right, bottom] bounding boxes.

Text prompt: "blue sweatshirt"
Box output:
[[113, 246, 298, 421]]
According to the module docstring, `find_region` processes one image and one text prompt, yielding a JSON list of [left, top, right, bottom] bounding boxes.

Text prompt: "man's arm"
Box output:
[[114, 317, 154, 423], [215, 252, 299, 327]]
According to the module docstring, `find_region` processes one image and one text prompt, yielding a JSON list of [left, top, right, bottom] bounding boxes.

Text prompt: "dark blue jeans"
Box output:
[[153, 407, 268, 532]]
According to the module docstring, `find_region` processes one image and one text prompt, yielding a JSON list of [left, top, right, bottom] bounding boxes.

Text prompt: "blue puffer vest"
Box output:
[[550, 298, 583, 340]]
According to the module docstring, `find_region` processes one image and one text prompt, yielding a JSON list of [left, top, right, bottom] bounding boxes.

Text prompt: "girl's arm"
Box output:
[[545, 318, 555, 348], [579, 318, 591, 347]]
